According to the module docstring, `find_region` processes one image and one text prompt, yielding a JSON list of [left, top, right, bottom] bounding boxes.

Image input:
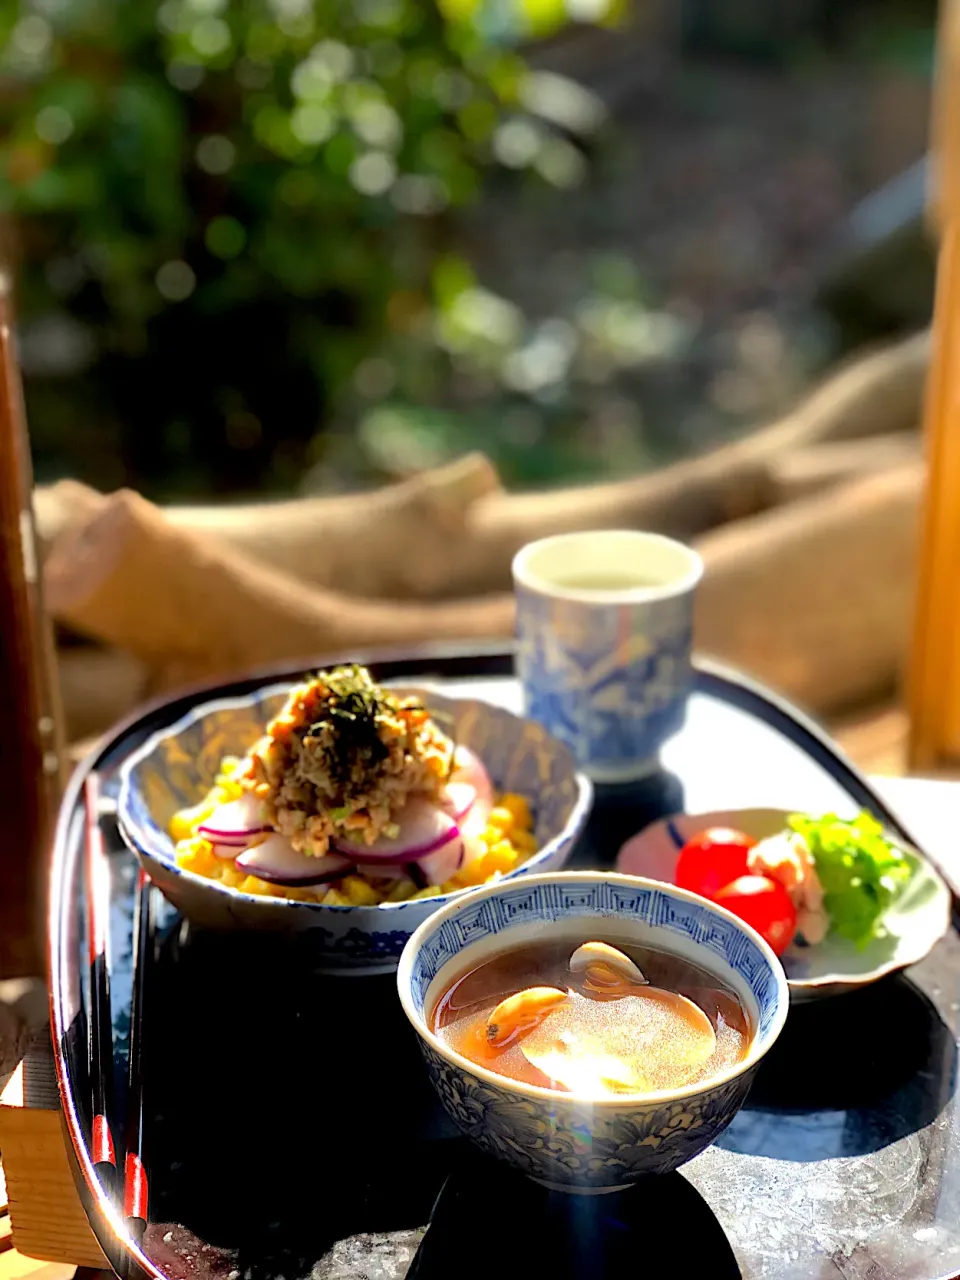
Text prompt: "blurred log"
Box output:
[[56, 646, 149, 743], [767, 434, 921, 504], [34, 331, 930, 602], [33, 478, 103, 562], [166, 451, 503, 599], [46, 461, 922, 734], [695, 462, 923, 714], [43, 490, 514, 684]]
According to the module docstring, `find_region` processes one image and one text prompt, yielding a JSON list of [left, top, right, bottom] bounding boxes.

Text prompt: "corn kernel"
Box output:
[[486, 840, 519, 874], [499, 794, 532, 828], [176, 847, 200, 873], [512, 829, 538, 854], [322, 888, 350, 906], [453, 854, 491, 887], [487, 806, 514, 832], [219, 865, 245, 890], [411, 886, 443, 900], [384, 879, 417, 902], [170, 800, 212, 843], [279, 886, 311, 902], [175, 836, 214, 873], [240, 875, 274, 896], [341, 875, 380, 906]]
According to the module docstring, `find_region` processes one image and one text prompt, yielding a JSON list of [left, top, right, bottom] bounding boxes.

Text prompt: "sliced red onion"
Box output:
[[332, 797, 459, 864], [198, 795, 271, 847], [440, 781, 477, 821], [406, 862, 428, 890], [357, 834, 464, 891], [409, 834, 465, 888], [211, 842, 242, 860], [449, 747, 495, 813], [459, 799, 493, 868], [236, 834, 353, 886]]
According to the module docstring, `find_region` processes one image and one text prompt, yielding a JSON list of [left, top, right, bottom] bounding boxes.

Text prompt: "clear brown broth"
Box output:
[[430, 936, 751, 1095]]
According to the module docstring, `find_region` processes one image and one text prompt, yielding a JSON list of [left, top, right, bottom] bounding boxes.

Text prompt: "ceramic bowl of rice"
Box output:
[[117, 667, 593, 973]]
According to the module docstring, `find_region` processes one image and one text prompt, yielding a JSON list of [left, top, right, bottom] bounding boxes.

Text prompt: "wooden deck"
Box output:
[[831, 703, 911, 776]]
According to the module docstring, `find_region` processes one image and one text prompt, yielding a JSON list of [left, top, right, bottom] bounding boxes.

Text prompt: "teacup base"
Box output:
[[530, 1178, 631, 1195]]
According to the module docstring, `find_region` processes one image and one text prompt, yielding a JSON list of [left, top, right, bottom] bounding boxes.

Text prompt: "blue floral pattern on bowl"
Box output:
[[117, 683, 593, 974], [515, 588, 695, 781], [421, 1040, 755, 1187], [397, 872, 788, 1191]]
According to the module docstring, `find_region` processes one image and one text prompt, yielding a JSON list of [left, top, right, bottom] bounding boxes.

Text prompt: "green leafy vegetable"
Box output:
[[787, 810, 915, 949]]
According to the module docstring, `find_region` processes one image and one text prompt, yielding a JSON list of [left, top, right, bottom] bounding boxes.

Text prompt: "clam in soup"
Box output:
[[431, 938, 751, 1096]]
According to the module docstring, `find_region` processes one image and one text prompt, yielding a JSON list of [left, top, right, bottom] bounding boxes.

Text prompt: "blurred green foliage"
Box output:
[[0, 0, 620, 496]]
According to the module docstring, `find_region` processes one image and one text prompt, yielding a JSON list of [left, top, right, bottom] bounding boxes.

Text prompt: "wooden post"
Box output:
[[0, 274, 65, 976], [906, 0, 960, 771]]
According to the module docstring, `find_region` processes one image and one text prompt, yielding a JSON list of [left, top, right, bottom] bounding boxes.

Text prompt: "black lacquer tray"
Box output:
[[49, 645, 960, 1280]]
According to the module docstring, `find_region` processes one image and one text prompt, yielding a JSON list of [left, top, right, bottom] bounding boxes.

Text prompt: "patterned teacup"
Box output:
[[512, 530, 703, 782]]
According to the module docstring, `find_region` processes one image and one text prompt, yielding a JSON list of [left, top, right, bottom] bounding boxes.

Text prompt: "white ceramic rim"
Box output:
[[396, 870, 790, 1107], [511, 530, 703, 604], [117, 682, 593, 914]]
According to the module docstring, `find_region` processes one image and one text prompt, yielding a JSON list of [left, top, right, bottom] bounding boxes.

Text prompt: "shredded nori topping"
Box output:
[[303, 664, 394, 785]]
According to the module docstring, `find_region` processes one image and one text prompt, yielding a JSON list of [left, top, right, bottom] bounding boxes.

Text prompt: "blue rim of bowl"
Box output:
[[395, 870, 790, 1106], [116, 683, 595, 913]]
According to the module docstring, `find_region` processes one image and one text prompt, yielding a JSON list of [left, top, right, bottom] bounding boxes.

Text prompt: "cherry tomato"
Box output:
[[675, 827, 756, 898], [713, 875, 797, 956]]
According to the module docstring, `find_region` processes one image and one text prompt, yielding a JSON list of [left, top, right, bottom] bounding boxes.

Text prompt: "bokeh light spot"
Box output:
[[205, 216, 246, 258], [349, 151, 396, 195], [196, 134, 236, 174], [291, 59, 333, 100], [310, 40, 355, 81], [534, 136, 586, 188], [351, 100, 401, 150], [492, 119, 541, 168], [155, 260, 197, 302], [291, 103, 336, 146], [190, 16, 231, 57], [157, 1, 188, 34], [13, 15, 52, 57], [35, 105, 73, 145]]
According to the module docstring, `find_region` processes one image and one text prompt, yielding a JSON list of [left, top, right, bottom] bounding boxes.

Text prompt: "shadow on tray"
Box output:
[[718, 973, 958, 1163], [141, 920, 741, 1280], [141, 927, 456, 1277], [407, 1152, 741, 1280]]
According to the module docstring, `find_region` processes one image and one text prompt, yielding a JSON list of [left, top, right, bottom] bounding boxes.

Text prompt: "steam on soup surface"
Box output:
[[430, 937, 751, 1097]]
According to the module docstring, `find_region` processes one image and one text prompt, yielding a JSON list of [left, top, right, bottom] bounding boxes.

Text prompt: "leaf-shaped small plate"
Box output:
[[617, 808, 952, 1001]]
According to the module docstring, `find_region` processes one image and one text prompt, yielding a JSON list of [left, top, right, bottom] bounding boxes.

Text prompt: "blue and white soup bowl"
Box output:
[[117, 683, 593, 974], [513, 530, 703, 782], [398, 871, 789, 1192]]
